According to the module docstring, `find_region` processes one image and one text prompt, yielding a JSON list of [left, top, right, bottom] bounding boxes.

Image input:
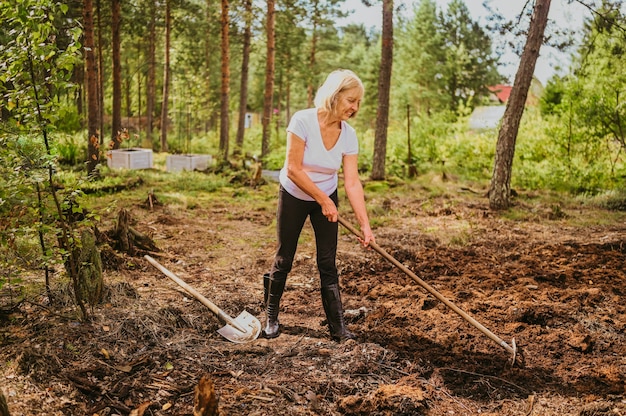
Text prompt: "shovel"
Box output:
[[144, 255, 261, 343], [338, 216, 520, 365]]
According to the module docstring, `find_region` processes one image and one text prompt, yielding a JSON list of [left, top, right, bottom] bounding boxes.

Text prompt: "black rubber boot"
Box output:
[[321, 284, 356, 342], [264, 279, 286, 339]]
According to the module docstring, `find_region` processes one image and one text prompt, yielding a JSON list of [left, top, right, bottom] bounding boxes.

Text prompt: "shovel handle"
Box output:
[[144, 255, 247, 333], [338, 216, 516, 357]]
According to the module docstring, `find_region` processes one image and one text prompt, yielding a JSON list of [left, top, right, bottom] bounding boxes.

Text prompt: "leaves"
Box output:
[[547, 3, 626, 154], [0, 0, 81, 130]]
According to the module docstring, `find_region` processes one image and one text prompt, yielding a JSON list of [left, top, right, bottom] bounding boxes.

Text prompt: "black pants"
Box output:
[[270, 186, 339, 288]]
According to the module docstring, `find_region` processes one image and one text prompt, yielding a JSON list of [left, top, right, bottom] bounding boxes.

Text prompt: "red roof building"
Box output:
[[488, 85, 512, 104]]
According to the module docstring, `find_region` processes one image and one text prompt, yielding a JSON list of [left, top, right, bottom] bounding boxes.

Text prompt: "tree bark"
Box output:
[[137, 41, 142, 134], [306, 8, 318, 108], [219, 0, 230, 159], [261, 0, 276, 159], [160, 0, 171, 153], [204, 0, 214, 134], [489, 0, 551, 210], [275, 71, 282, 140], [76, 228, 103, 307], [111, 0, 122, 149], [84, 0, 100, 175], [125, 56, 131, 120], [95, 0, 104, 145], [234, 0, 252, 155], [146, 1, 157, 147], [286, 70, 291, 125], [370, 0, 393, 180]]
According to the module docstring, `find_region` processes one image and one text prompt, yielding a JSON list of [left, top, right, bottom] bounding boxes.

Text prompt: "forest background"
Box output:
[[2, 0, 626, 186]]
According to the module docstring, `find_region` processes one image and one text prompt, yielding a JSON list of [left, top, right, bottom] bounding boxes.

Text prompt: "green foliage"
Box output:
[[0, 135, 50, 212], [438, 0, 502, 110], [522, 2, 626, 196], [0, 135, 59, 274], [53, 133, 86, 167], [372, 104, 624, 195], [393, 0, 501, 119], [0, 0, 94, 314], [0, 0, 82, 130], [54, 96, 83, 133], [546, 3, 626, 154], [394, 0, 446, 113], [540, 76, 566, 116], [511, 108, 625, 193]]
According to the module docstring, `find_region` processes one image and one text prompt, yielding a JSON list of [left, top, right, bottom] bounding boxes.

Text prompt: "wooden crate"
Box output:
[[107, 148, 153, 170], [166, 154, 212, 172]]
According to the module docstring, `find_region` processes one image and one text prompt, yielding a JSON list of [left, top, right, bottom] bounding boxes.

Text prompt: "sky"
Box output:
[[338, 0, 593, 85]]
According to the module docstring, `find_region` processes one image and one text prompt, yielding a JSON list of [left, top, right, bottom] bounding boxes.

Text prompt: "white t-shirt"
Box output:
[[279, 108, 359, 201]]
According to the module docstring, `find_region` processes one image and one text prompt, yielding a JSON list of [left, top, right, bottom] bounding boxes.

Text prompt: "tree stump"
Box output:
[[115, 208, 133, 254], [0, 390, 10, 416], [76, 228, 104, 306], [193, 375, 219, 416], [112, 208, 159, 256]]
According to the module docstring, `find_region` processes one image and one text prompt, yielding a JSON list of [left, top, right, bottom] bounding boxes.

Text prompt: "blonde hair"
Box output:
[[314, 69, 364, 115]]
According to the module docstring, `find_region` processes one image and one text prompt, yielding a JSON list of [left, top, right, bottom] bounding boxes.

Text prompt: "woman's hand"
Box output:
[[321, 197, 338, 222], [358, 224, 375, 247]]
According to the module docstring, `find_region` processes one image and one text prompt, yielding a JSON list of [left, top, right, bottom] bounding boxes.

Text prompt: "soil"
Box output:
[[1, 177, 625, 416]]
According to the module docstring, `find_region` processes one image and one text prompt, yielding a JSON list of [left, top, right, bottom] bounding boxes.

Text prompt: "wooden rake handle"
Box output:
[[338, 216, 517, 359]]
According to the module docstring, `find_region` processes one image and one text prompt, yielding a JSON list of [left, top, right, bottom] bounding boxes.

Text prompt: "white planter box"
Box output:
[[107, 148, 153, 170], [166, 154, 212, 172]]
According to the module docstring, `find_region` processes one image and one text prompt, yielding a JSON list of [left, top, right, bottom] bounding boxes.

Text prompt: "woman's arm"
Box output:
[[285, 132, 339, 221], [342, 154, 374, 246]]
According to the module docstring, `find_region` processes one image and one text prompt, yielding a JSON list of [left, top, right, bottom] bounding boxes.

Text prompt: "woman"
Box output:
[[264, 69, 375, 342]]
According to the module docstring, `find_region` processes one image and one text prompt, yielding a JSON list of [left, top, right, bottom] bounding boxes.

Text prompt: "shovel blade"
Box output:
[[217, 310, 262, 343]]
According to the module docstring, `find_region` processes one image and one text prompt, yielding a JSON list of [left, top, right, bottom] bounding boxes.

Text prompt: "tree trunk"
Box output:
[[261, 0, 276, 159], [204, 0, 214, 134], [286, 70, 291, 124], [125, 57, 131, 119], [219, 0, 230, 159], [137, 41, 142, 134], [306, 15, 318, 108], [84, 0, 100, 175], [234, 0, 252, 155], [160, 0, 171, 153], [76, 228, 103, 307], [96, 0, 104, 145], [488, 0, 551, 210], [146, 2, 157, 147], [370, 0, 393, 180], [275, 71, 282, 140], [111, 0, 122, 149]]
